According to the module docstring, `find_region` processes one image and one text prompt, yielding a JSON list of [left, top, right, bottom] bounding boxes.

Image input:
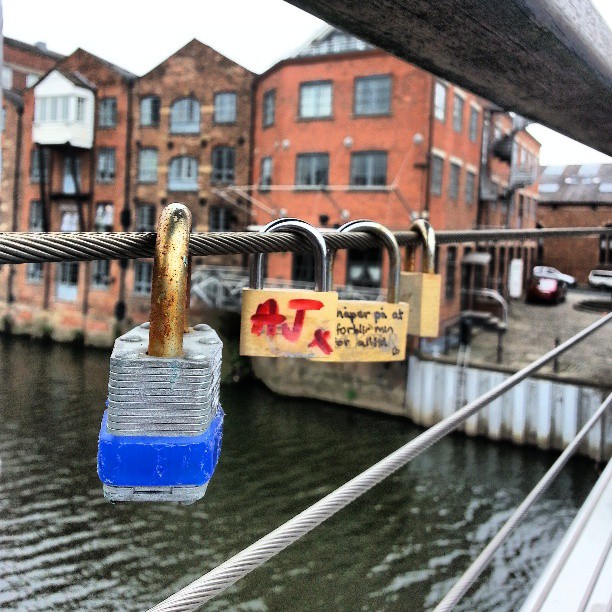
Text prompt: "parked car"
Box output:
[[588, 269, 612, 290], [533, 265, 576, 286], [526, 276, 567, 304]]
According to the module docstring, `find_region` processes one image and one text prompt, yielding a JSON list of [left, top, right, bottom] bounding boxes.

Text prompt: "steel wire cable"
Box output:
[[434, 391, 612, 612], [0, 226, 610, 264], [148, 312, 612, 612]]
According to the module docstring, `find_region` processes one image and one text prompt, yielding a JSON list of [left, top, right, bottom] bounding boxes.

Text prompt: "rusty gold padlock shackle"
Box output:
[[148, 202, 192, 358], [328, 219, 402, 302], [405, 219, 436, 274], [250, 218, 329, 291]]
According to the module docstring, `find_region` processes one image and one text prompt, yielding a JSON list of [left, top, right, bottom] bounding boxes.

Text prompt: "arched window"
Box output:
[[168, 156, 198, 191], [211, 146, 235, 184], [169, 97, 200, 134]]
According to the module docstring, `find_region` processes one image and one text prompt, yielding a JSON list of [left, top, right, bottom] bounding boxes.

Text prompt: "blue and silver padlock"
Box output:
[[97, 203, 223, 504]]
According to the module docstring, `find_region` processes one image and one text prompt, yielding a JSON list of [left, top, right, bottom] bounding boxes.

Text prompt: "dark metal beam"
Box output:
[[284, 0, 612, 155]]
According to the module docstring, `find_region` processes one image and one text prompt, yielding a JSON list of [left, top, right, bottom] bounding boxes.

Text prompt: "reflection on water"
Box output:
[[0, 336, 601, 611]]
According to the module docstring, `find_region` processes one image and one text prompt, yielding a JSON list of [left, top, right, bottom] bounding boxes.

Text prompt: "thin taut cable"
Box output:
[[148, 312, 611, 612]]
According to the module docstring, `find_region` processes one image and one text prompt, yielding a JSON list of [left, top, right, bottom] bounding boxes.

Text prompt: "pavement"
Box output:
[[446, 290, 611, 387]]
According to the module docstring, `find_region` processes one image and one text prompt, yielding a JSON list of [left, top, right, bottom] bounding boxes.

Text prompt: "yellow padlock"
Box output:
[[398, 219, 441, 337], [240, 218, 339, 360], [329, 220, 409, 361]]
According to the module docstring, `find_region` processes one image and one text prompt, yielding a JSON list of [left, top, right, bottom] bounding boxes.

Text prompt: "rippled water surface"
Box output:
[[0, 336, 601, 611]]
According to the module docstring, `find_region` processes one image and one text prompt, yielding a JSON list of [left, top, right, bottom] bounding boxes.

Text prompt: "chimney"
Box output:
[[35, 42, 48, 52]]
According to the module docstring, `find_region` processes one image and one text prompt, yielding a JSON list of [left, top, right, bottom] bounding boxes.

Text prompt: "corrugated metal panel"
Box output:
[[405, 357, 610, 460]]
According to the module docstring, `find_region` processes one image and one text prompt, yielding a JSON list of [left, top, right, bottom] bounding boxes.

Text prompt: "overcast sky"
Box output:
[[3, 0, 611, 166]]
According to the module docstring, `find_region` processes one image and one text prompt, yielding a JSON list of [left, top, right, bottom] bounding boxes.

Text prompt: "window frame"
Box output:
[[298, 80, 333, 120], [434, 81, 447, 122], [91, 259, 111, 290], [211, 146, 236, 185], [349, 151, 388, 189], [452, 93, 464, 133], [430, 154, 444, 197], [169, 97, 200, 134], [449, 162, 461, 201], [96, 147, 116, 184], [213, 91, 238, 125], [353, 74, 392, 117], [137, 147, 159, 184], [167, 155, 199, 192], [140, 95, 161, 127], [262, 89, 276, 128], [135, 203, 157, 232], [465, 170, 476, 204], [259, 156, 273, 192], [469, 106, 479, 142], [98, 97, 117, 128], [134, 260, 153, 295], [295, 152, 330, 189], [208, 206, 232, 232], [30, 148, 49, 184]]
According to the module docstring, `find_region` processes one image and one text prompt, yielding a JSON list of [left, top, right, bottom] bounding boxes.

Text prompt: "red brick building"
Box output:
[[2, 37, 63, 93], [247, 27, 540, 334], [537, 164, 612, 285], [128, 40, 253, 321]]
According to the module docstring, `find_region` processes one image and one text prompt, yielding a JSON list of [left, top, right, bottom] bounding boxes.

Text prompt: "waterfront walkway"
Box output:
[[446, 291, 612, 386], [521, 458, 612, 611]]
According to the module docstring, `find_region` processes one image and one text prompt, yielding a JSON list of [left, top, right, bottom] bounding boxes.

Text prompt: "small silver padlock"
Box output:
[[98, 203, 223, 504]]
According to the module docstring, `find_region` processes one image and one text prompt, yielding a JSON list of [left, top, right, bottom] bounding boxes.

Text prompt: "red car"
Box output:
[[526, 276, 567, 304]]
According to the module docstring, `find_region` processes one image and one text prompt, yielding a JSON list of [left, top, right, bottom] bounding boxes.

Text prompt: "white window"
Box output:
[[94, 203, 114, 232], [136, 203, 156, 232], [36, 96, 69, 122], [430, 155, 444, 196], [168, 156, 198, 191], [469, 107, 479, 142], [76, 97, 86, 122], [140, 96, 160, 126], [350, 151, 387, 187], [170, 98, 200, 134], [214, 92, 237, 124], [449, 162, 461, 200], [2, 66, 13, 89], [299, 81, 332, 119], [354, 75, 391, 116], [434, 82, 446, 121], [138, 148, 158, 183], [96, 148, 116, 183], [259, 156, 272, 190], [452, 94, 464, 132], [262, 90, 275, 127], [134, 261, 153, 294], [98, 97, 117, 128]]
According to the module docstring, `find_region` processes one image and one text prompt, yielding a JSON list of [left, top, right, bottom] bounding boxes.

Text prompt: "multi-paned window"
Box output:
[[94, 202, 114, 232], [434, 81, 447, 121], [430, 155, 444, 196], [134, 261, 153, 295], [295, 153, 329, 187], [135, 203, 156, 232], [91, 259, 111, 289], [30, 148, 49, 183], [138, 148, 158, 183], [263, 90, 275, 127], [469, 106, 479, 142], [452, 93, 464, 132], [353, 75, 391, 116], [26, 200, 44, 282], [211, 147, 236, 184], [35, 96, 70, 122], [208, 206, 232, 232], [140, 95, 160, 127], [445, 246, 457, 300], [350, 151, 387, 187], [170, 97, 200, 134], [76, 97, 86, 122], [96, 148, 116, 183], [214, 92, 237, 124], [168, 156, 198, 191], [98, 97, 117, 128], [299, 81, 332, 119], [260, 156, 272, 190], [465, 170, 476, 204], [449, 162, 461, 201]]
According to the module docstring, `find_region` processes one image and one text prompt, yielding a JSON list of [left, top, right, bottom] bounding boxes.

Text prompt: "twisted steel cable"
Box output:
[[434, 391, 612, 612], [0, 227, 609, 264], [148, 312, 612, 612]]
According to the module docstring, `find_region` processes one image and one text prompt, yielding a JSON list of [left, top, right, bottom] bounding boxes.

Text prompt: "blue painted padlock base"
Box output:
[[97, 406, 224, 487]]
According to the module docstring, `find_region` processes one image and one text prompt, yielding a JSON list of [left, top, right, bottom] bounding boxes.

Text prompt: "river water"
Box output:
[[0, 335, 601, 611]]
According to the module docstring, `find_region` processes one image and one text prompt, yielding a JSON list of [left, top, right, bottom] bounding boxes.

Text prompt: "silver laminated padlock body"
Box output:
[[97, 203, 224, 504]]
